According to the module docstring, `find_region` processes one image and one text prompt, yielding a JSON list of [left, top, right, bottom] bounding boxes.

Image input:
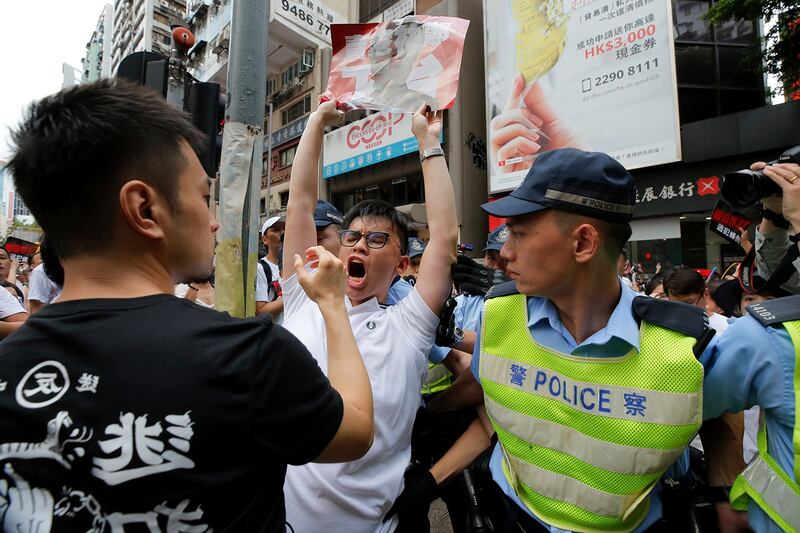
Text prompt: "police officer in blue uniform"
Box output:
[[391, 148, 750, 533]]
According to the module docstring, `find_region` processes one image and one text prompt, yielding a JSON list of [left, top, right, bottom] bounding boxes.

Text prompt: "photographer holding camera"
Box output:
[[722, 146, 800, 294], [702, 147, 800, 532]]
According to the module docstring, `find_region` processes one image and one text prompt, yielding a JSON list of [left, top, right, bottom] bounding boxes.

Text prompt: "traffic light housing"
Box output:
[[187, 82, 225, 177], [117, 52, 169, 97]]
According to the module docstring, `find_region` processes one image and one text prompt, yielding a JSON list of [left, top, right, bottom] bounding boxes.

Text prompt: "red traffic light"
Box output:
[[172, 26, 196, 50]]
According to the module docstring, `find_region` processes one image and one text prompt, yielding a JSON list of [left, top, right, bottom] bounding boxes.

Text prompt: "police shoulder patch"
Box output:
[[632, 296, 708, 339], [485, 280, 519, 300], [746, 295, 800, 326]]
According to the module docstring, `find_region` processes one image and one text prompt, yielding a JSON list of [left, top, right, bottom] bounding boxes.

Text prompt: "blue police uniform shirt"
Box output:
[[387, 277, 413, 306], [470, 281, 717, 532], [704, 315, 795, 533]]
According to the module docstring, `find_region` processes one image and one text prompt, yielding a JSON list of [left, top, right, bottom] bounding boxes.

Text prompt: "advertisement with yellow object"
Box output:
[[484, 0, 681, 194]]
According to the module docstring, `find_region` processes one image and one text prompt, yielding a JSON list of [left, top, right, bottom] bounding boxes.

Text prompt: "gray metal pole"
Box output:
[[215, 0, 269, 317], [266, 102, 273, 218]]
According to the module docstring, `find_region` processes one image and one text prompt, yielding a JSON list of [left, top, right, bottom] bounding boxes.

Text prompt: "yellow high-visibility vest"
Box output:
[[730, 319, 800, 533], [422, 361, 453, 395], [480, 292, 703, 533]]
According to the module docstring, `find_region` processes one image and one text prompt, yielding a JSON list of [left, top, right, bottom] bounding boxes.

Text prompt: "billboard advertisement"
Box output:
[[484, 0, 681, 193]]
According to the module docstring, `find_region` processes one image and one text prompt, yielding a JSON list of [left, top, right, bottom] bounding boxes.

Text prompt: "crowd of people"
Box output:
[[0, 79, 799, 533]]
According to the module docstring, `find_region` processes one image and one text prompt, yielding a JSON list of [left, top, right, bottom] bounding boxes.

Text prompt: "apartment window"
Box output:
[[672, 0, 764, 124], [13, 195, 31, 218], [267, 78, 277, 95], [359, 0, 400, 22], [281, 62, 299, 86], [281, 95, 311, 125], [280, 145, 297, 167], [280, 191, 290, 208]]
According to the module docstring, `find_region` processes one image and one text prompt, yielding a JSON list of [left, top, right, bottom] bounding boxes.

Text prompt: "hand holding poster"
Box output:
[[3, 237, 38, 264], [326, 16, 470, 112]]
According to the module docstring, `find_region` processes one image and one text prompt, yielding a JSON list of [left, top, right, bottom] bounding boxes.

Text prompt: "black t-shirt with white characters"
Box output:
[[0, 294, 343, 532]]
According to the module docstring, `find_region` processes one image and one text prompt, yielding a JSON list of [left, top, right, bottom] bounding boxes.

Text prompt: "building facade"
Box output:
[[620, 0, 795, 275], [111, 0, 187, 74], [83, 4, 115, 82], [0, 162, 34, 232], [185, 0, 355, 223]]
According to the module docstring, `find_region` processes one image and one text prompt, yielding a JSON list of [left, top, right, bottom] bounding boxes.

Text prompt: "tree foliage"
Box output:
[[706, 0, 800, 99]]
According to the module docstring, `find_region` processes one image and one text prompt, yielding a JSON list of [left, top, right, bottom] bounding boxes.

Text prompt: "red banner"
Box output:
[[4, 237, 38, 264], [326, 16, 470, 112]]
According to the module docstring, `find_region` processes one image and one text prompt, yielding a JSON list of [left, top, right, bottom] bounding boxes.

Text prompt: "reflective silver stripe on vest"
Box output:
[[486, 397, 683, 475], [482, 352, 701, 426], [424, 363, 451, 387], [741, 455, 800, 530], [503, 449, 650, 517]]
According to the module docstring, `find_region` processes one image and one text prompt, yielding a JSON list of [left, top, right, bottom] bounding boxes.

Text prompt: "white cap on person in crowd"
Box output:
[[261, 216, 284, 235]]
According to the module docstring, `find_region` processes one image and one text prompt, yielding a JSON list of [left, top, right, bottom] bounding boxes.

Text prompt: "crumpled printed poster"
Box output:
[[325, 16, 470, 112]]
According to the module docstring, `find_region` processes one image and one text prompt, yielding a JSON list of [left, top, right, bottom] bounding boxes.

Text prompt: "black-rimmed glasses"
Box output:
[[339, 229, 392, 249]]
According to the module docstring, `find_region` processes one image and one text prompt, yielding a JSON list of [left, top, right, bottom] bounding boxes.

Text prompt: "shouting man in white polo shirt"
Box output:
[[280, 99, 458, 532]]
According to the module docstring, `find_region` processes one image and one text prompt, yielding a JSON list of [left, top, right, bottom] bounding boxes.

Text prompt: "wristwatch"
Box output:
[[452, 327, 465, 347], [419, 147, 445, 163]]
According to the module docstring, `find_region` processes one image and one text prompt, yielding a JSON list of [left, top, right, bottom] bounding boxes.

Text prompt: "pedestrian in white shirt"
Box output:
[[256, 216, 285, 321], [280, 99, 458, 533]]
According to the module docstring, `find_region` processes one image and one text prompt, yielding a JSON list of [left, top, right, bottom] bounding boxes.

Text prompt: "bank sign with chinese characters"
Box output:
[[323, 112, 425, 178], [484, 0, 681, 194], [271, 0, 346, 46], [633, 174, 721, 217]]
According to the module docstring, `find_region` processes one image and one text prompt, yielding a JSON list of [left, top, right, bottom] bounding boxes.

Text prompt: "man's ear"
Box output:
[[261, 234, 269, 246], [573, 223, 601, 264], [395, 254, 410, 274], [119, 180, 168, 241]]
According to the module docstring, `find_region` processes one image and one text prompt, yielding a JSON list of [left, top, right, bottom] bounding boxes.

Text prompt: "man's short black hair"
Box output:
[[342, 200, 410, 255], [40, 236, 64, 287], [7, 79, 206, 258], [555, 212, 632, 262], [664, 268, 704, 297]]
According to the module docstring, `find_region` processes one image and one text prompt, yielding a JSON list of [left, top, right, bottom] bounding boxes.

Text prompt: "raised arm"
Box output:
[[411, 104, 459, 315], [294, 246, 374, 462], [283, 100, 344, 279]]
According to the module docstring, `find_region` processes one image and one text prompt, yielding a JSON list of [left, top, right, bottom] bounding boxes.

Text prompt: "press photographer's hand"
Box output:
[[762, 162, 800, 233]]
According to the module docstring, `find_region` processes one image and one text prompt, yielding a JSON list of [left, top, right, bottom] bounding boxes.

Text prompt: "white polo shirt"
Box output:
[[28, 264, 61, 304], [0, 285, 25, 319], [256, 258, 282, 323], [281, 272, 438, 533]]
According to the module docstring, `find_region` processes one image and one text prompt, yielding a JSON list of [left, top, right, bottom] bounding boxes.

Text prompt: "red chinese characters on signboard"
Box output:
[[326, 16, 470, 112]]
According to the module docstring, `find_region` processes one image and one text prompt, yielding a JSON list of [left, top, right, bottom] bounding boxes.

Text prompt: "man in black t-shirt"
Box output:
[[0, 80, 373, 532]]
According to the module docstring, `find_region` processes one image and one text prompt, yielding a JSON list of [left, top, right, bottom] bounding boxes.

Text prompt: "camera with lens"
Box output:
[[721, 145, 800, 212]]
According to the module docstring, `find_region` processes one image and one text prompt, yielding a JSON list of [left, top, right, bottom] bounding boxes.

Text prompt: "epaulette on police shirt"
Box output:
[[746, 294, 800, 327], [485, 281, 519, 300], [632, 296, 708, 340]]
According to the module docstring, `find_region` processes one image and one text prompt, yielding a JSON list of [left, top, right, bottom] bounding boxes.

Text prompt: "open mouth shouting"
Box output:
[[347, 256, 368, 289]]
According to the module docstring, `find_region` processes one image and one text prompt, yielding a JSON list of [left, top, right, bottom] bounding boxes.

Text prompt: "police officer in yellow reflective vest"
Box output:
[[393, 148, 734, 533], [702, 156, 800, 532], [703, 295, 800, 533]]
